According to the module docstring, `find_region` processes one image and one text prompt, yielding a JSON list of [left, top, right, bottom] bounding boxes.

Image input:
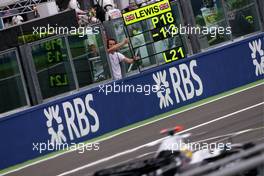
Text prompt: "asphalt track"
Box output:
[[4, 83, 264, 176]]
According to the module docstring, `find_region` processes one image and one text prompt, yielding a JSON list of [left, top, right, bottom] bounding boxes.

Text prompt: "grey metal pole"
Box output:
[[65, 36, 80, 90], [19, 44, 43, 105], [256, 0, 264, 31], [178, 0, 201, 54], [221, 0, 233, 41]]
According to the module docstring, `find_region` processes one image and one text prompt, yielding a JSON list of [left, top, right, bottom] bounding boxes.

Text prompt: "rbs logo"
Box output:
[[249, 39, 264, 76], [153, 60, 203, 109], [44, 94, 100, 145]]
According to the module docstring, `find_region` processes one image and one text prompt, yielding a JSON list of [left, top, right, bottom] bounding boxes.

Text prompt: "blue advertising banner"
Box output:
[[0, 33, 263, 170]]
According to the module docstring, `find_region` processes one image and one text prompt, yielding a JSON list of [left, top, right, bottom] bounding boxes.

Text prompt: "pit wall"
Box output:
[[0, 33, 263, 170]]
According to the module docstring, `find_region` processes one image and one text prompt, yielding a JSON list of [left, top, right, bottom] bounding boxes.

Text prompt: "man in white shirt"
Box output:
[[107, 38, 137, 80]]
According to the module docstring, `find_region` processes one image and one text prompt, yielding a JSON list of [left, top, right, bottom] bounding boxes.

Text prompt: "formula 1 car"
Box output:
[[93, 126, 259, 176]]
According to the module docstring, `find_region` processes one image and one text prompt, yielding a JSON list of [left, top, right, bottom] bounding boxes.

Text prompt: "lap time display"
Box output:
[[42, 38, 69, 88]]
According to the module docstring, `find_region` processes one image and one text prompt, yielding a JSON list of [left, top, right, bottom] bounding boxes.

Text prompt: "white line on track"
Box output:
[[57, 101, 264, 176], [194, 127, 264, 143]]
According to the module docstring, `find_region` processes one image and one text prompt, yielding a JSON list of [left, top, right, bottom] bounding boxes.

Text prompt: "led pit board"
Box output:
[[122, 0, 186, 64]]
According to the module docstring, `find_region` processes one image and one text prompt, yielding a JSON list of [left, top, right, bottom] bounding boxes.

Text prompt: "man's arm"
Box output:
[[123, 57, 134, 64], [107, 38, 129, 53], [123, 56, 140, 64]]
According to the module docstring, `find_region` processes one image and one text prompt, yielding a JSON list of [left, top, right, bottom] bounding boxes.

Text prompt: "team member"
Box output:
[[107, 38, 138, 80]]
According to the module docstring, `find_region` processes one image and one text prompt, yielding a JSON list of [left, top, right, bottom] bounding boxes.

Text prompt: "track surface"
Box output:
[[5, 84, 264, 176]]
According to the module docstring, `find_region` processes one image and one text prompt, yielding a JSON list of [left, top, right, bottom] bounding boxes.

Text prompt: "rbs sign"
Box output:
[[44, 94, 100, 145]]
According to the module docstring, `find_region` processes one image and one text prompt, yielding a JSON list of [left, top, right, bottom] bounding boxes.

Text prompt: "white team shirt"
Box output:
[[109, 52, 125, 80]]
